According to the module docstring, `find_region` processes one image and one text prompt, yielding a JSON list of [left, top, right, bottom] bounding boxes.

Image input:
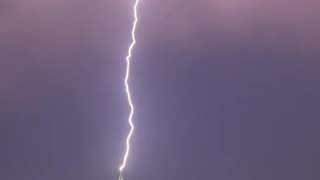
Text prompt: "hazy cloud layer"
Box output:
[[1, 1, 319, 180]]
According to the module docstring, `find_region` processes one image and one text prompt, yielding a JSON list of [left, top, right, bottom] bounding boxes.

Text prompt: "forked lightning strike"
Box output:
[[119, 0, 140, 179]]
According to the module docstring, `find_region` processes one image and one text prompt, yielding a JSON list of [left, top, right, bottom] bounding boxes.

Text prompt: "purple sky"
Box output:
[[1, 1, 320, 180]]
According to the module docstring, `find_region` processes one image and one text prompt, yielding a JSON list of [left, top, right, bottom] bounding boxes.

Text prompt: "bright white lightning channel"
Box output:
[[119, 0, 140, 175]]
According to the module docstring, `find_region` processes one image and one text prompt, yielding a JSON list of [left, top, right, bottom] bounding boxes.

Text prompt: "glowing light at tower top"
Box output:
[[119, 0, 140, 173]]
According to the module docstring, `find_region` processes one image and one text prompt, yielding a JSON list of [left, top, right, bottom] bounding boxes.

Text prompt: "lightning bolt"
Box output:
[[119, 0, 140, 179]]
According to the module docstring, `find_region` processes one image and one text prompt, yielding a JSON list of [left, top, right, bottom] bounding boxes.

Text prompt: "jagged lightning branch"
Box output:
[[119, 0, 140, 179]]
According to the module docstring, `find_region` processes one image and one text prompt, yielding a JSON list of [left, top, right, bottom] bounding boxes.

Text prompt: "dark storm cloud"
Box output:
[[1, 1, 132, 179], [141, 0, 320, 54], [0, 0, 129, 110]]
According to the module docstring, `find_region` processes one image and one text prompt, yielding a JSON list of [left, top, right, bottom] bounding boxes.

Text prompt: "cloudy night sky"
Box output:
[[1, 0, 320, 179]]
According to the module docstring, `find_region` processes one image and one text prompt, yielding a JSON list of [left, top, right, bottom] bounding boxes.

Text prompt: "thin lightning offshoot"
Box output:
[[119, 0, 140, 180]]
